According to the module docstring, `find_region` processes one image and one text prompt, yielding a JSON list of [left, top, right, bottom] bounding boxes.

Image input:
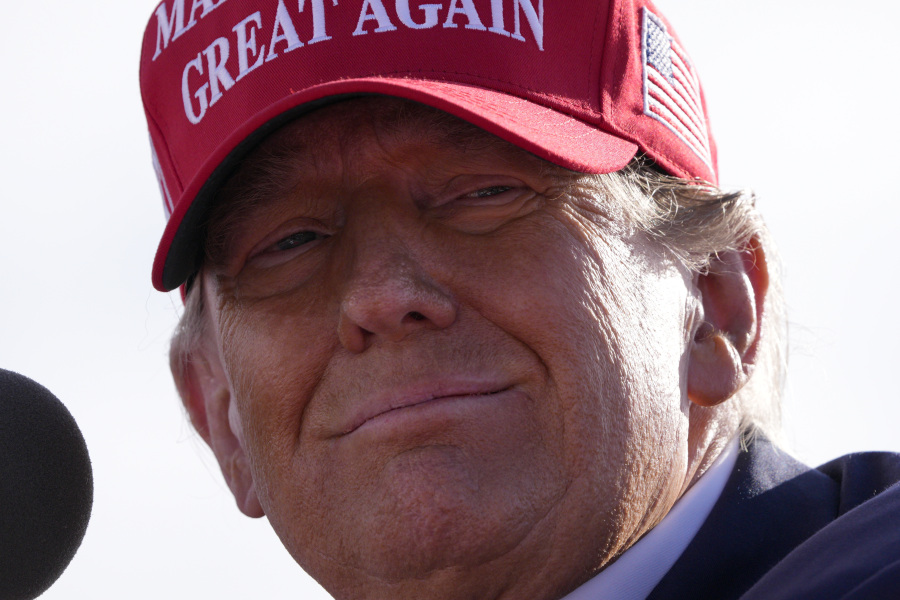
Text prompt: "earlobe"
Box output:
[[687, 239, 768, 407], [687, 326, 749, 407], [171, 339, 265, 518]]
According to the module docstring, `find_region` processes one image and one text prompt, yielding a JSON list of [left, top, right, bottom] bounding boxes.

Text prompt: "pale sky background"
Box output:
[[0, 1, 896, 598]]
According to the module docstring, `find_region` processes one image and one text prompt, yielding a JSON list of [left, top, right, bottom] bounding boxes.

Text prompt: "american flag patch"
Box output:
[[641, 8, 713, 171]]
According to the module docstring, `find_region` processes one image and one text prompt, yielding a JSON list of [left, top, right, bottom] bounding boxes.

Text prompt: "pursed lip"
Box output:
[[339, 378, 512, 437]]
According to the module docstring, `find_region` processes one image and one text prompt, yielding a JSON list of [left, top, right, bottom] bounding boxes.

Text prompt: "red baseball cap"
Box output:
[[141, 0, 717, 291]]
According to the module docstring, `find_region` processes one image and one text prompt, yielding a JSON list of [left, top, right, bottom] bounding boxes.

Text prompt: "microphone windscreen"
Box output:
[[0, 369, 93, 600]]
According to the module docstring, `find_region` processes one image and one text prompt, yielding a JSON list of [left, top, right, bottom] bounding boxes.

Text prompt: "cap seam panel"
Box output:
[[586, 0, 606, 110], [143, 104, 185, 193]]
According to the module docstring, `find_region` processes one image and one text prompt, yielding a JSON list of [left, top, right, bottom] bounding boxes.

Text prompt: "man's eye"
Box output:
[[275, 231, 324, 251], [469, 186, 513, 198]]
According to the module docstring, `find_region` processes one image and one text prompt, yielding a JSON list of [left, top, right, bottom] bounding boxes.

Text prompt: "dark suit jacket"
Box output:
[[647, 435, 900, 600]]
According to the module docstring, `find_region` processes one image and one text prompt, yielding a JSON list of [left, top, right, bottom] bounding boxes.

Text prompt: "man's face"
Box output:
[[200, 98, 698, 596]]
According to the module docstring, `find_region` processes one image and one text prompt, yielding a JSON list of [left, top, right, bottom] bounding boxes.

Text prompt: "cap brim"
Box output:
[[153, 77, 639, 291]]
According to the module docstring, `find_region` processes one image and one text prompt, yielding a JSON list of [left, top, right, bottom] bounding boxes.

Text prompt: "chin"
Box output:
[[382, 451, 542, 575], [289, 447, 553, 588]]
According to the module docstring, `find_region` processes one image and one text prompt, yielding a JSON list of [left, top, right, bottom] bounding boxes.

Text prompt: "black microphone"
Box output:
[[0, 369, 93, 600]]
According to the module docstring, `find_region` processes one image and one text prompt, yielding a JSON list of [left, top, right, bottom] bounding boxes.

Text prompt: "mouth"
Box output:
[[340, 382, 513, 437]]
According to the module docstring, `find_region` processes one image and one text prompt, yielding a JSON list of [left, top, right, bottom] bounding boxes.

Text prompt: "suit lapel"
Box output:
[[647, 435, 839, 600]]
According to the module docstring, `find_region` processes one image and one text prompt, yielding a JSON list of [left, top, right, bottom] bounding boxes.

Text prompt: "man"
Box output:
[[140, 1, 900, 598]]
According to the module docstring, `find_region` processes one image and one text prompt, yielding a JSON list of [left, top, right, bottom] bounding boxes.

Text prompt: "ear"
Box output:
[[172, 340, 265, 518], [687, 238, 769, 407]]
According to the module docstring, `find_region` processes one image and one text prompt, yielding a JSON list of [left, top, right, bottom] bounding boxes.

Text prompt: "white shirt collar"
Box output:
[[561, 437, 739, 600]]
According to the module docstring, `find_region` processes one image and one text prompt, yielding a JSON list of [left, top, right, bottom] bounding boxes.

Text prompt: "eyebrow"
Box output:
[[201, 102, 570, 267], [202, 151, 296, 268]]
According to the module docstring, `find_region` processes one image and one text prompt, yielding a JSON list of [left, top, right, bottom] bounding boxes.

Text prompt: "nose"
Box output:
[[337, 238, 458, 353]]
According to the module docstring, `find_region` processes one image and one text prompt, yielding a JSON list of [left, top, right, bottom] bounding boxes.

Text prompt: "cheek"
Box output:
[[443, 215, 691, 489], [434, 219, 633, 473], [447, 217, 628, 385], [216, 293, 337, 511]]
